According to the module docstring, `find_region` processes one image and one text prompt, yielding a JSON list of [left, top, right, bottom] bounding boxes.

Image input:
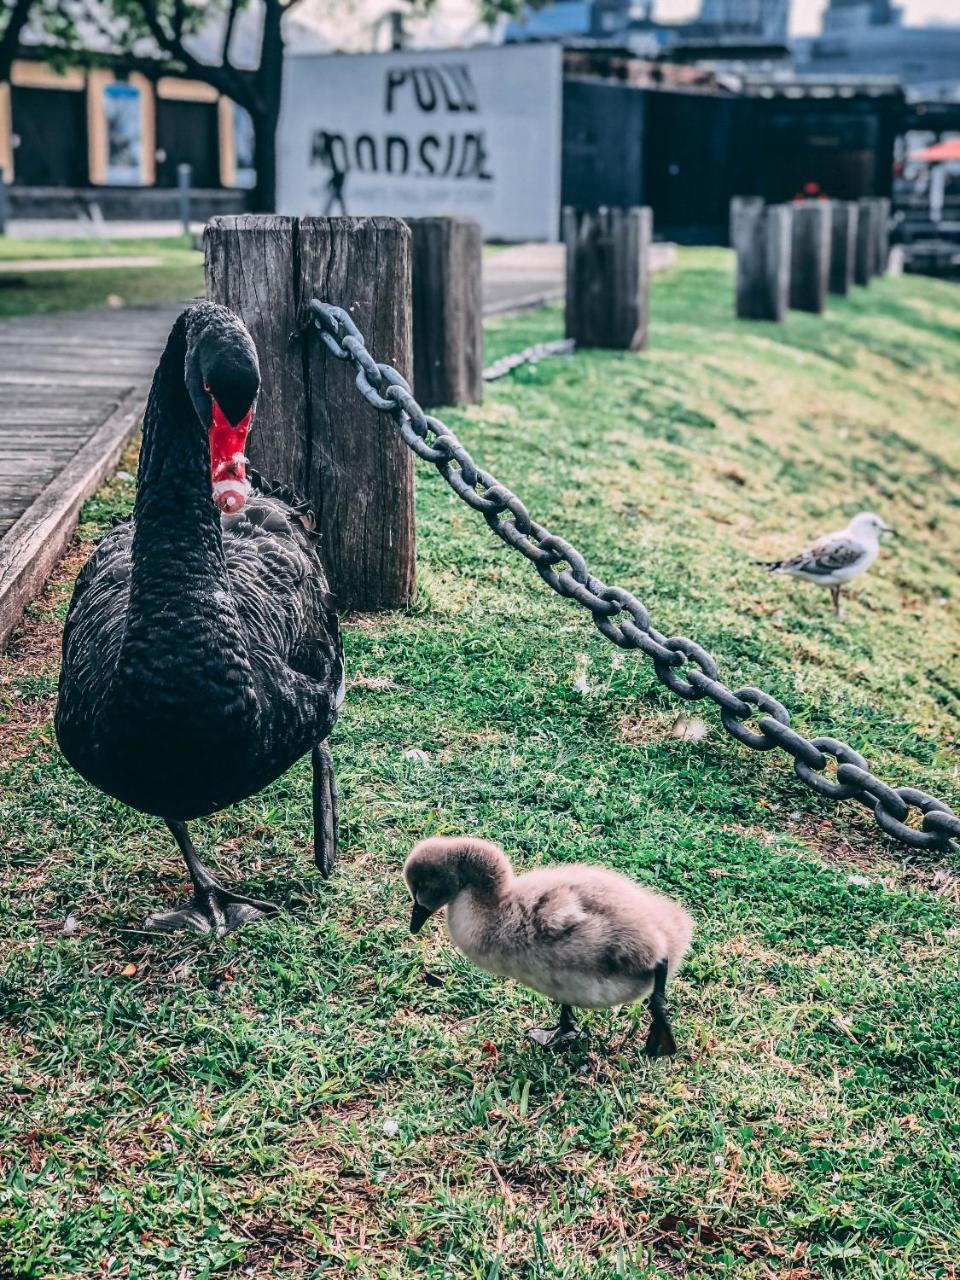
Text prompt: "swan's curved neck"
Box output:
[[121, 315, 248, 694], [131, 313, 224, 585]]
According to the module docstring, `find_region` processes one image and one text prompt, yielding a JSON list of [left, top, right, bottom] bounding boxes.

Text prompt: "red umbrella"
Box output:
[[910, 138, 960, 163]]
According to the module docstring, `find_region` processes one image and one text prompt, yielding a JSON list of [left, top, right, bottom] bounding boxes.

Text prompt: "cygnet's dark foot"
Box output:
[[528, 1004, 584, 1049], [644, 993, 678, 1058], [145, 883, 278, 938]]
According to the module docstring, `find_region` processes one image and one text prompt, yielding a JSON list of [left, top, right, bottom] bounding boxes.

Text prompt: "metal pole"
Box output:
[[177, 163, 192, 236], [0, 168, 8, 237]]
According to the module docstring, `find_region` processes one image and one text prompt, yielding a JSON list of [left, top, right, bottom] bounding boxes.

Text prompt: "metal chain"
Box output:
[[483, 338, 576, 383], [309, 299, 960, 856]]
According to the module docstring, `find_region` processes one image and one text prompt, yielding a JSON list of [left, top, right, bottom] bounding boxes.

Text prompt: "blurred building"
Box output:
[[0, 0, 501, 220], [506, 0, 792, 46], [797, 0, 960, 99], [822, 0, 900, 32]]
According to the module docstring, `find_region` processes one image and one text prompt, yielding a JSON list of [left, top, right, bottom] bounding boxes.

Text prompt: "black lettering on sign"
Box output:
[[412, 69, 438, 112], [310, 131, 350, 172], [418, 135, 440, 174], [384, 63, 479, 115], [385, 135, 409, 174], [307, 130, 493, 181], [449, 64, 479, 113], [385, 69, 406, 114], [441, 135, 457, 177], [355, 135, 378, 170]]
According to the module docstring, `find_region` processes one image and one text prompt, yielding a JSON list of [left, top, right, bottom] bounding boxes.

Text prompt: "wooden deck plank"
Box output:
[[0, 300, 181, 649]]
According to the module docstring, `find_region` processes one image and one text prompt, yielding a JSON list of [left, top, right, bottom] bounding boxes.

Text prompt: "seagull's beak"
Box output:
[[409, 901, 433, 934], [881, 525, 897, 537]]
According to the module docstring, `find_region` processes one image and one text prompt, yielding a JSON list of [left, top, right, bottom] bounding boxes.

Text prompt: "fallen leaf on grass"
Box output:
[[120, 962, 138, 978]]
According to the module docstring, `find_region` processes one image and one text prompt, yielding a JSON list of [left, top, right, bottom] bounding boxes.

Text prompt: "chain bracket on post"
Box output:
[[308, 299, 960, 856]]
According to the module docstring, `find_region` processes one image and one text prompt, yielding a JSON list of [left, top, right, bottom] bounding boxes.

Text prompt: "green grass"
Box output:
[[3, 249, 960, 1278], [0, 235, 203, 317], [0, 235, 198, 261]]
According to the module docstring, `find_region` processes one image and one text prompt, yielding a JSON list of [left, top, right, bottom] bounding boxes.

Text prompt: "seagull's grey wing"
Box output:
[[781, 534, 868, 577]]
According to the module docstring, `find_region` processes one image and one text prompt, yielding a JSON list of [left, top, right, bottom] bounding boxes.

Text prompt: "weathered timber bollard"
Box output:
[[789, 201, 832, 314], [205, 215, 415, 612], [829, 201, 858, 296], [406, 216, 483, 407], [563, 206, 651, 350], [732, 198, 792, 322], [872, 196, 891, 276], [855, 197, 878, 285]]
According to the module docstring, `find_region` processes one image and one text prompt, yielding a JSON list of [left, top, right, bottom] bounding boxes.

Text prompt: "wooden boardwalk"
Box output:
[[0, 302, 181, 648], [0, 240, 677, 651]]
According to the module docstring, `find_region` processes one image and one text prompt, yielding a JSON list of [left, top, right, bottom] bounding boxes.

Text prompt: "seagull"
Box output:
[[762, 511, 896, 614]]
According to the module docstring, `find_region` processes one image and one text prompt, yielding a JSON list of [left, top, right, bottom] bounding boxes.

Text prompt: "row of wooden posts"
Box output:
[[732, 195, 892, 322], [204, 209, 656, 616]]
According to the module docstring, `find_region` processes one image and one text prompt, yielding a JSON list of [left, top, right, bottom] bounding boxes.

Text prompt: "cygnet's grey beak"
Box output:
[[409, 901, 433, 934]]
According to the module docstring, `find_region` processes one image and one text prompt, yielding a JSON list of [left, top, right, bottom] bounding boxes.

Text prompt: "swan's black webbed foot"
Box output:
[[145, 884, 278, 938], [528, 1005, 585, 1049], [644, 958, 678, 1058], [144, 819, 279, 938], [312, 740, 338, 877]]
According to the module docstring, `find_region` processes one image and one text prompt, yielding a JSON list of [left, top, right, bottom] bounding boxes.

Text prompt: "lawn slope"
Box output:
[[2, 250, 960, 1278]]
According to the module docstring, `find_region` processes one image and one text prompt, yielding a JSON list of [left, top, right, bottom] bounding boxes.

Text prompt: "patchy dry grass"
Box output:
[[2, 251, 960, 1278]]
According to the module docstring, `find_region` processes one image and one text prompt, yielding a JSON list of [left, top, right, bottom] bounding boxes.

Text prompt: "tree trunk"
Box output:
[[248, 0, 285, 213], [0, 0, 34, 86], [251, 108, 279, 213]]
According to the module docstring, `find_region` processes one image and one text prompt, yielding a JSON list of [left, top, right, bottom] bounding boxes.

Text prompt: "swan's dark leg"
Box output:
[[312, 740, 338, 877], [144, 820, 279, 939], [528, 1004, 585, 1049], [644, 958, 678, 1058]]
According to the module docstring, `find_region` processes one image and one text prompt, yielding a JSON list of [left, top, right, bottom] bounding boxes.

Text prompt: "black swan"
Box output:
[[55, 302, 344, 936]]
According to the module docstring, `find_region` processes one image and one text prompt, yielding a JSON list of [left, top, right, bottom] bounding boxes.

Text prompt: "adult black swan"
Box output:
[[55, 302, 344, 937]]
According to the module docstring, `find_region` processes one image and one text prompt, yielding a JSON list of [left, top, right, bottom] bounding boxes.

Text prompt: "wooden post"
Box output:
[[732, 198, 792, 322], [873, 196, 891, 276], [205, 215, 415, 612], [406, 216, 483, 408], [563, 206, 651, 350], [789, 201, 832, 314], [829, 201, 858, 296], [855, 197, 878, 285]]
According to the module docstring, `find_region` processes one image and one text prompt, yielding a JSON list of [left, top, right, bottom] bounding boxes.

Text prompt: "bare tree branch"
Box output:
[[220, 0, 240, 69], [0, 0, 37, 84], [126, 0, 250, 103]]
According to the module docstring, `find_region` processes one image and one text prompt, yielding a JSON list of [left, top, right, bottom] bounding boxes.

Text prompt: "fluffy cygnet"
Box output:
[[404, 836, 693, 1054]]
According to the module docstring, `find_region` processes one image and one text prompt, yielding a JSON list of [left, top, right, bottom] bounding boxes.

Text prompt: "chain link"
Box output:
[[482, 339, 576, 383], [309, 300, 959, 857]]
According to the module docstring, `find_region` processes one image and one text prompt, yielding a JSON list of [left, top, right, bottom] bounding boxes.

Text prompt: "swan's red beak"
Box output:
[[209, 399, 253, 514]]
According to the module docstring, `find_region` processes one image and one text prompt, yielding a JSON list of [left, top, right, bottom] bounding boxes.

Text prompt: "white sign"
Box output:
[[278, 44, 562, 241]]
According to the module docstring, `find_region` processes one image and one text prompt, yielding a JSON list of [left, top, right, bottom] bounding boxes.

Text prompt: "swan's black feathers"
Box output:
[[221, 481, 342, 690], [55, 302, 344, 824]]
